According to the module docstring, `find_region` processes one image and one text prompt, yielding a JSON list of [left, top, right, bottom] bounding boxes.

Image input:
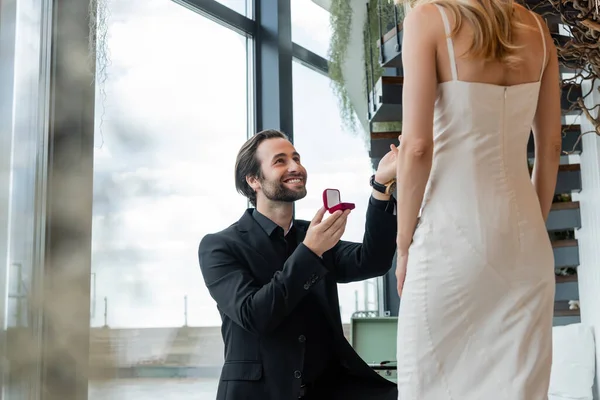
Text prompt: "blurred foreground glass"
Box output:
[[0, 0, 52, 398], [89, 0, 250, 399], [291, 61, 379, 329]]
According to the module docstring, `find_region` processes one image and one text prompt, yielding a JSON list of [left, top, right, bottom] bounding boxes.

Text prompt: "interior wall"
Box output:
[[575, 78, 600, 399]]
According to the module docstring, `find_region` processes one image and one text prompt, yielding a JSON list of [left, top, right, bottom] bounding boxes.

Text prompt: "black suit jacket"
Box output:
[[198, 200, 398, 400]]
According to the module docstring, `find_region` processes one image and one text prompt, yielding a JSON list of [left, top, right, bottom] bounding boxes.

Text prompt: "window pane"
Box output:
[[291, 0, 332, 58], [292, 61, 379, 326], [90, 1, 249, 398], [213, 0, 252, 18]]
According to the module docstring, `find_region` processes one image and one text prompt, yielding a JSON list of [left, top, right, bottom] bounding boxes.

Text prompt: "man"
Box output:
[[198, 129, 399, 400]]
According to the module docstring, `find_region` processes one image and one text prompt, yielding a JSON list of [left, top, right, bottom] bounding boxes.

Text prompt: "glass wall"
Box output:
[[88, 0, 249, 398], [292, 61, 378, 325], [0, 0, 52, 398]]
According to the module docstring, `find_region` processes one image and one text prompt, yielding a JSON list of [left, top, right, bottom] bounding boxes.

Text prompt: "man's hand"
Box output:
[[303, 207, 351, 257], [374, 140, 400, 184]]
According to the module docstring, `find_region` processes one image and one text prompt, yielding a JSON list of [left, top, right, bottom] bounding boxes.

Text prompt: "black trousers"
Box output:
[[300, 369, 397, 400]]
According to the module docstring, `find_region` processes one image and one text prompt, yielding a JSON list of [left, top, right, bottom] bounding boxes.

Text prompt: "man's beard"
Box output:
[[260, 177, 307, 203]]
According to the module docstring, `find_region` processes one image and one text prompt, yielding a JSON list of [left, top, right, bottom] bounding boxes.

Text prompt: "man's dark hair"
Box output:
[[235, 129, 290, 206]]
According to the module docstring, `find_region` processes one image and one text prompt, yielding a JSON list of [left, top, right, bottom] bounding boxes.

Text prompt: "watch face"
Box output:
[[386, 181, 397, 195]]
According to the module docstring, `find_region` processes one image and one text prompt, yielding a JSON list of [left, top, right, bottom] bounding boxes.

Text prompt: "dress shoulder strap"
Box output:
[[530, 12, 547, 81], [434, 4, 458, 81]]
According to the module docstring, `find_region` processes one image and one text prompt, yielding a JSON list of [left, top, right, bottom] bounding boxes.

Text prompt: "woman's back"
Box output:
[[435, 4, 550, 86]]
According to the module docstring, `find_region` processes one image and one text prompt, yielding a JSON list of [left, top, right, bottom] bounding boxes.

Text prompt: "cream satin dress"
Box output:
[[396, 6, 555, 399]]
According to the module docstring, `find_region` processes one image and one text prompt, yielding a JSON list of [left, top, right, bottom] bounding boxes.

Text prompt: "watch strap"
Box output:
[[370, 175, 387, 193], [370, 175, 397, 195]]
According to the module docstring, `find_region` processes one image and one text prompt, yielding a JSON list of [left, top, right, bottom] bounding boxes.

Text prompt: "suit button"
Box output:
[[294, 370, 302, 379], [303, 283, 310, 290], [298, 335, 306, 343]]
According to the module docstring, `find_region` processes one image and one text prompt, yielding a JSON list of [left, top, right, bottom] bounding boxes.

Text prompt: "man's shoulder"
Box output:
[[200, 221, 240, 248]]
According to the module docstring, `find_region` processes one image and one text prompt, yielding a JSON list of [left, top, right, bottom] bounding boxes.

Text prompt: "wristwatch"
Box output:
[[370, 174, 397, 195]]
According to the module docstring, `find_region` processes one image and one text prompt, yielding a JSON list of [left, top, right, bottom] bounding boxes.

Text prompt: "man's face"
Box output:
[[252, 138, 307, 203]]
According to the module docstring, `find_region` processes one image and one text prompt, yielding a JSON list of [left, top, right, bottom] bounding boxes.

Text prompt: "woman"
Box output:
[[394, 0, 562, 397]]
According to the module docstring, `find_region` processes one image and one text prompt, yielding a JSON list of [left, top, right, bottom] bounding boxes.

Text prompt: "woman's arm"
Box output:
[[395, 5, 438, 255], [531, 15, 562, 221]]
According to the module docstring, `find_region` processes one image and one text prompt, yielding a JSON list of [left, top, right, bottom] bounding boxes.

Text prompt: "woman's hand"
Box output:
[[396, 252, 408, 297]]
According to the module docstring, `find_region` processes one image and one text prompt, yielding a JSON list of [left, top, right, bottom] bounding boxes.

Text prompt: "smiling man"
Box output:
[[198, 129, 399, 400]]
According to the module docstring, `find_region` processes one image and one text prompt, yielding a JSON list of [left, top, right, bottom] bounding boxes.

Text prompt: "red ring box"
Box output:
[[323, 188, 356, 214]]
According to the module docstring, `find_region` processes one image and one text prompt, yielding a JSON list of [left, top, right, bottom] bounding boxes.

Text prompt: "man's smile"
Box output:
[[283, 177, 304, 184]]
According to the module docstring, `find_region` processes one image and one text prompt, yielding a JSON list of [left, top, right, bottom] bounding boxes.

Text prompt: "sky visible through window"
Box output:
[[90, 0, 377, 329]]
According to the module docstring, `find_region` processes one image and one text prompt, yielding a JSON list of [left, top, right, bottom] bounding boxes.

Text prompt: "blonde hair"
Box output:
[[398, 0, 529, 66]]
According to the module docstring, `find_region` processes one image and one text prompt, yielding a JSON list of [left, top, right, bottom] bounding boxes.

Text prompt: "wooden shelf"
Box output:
[[368, 76, 404, 123], [381, 76, 403, 85], [551, 201, 580, 211], [371, 131, 401, 140], [555, 274, 578, 284], [554, 300, 580, 317], [552, 239, 578, 248], [529, 163, 580, 174], [547, 201, 581, 231]]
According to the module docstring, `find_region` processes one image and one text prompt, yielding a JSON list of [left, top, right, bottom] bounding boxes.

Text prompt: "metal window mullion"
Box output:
[[254, 0, 293, 140], [291, 43, 328, 77]]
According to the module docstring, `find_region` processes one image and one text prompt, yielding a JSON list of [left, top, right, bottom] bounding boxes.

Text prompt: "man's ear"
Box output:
[[246, 175, 261, 192]]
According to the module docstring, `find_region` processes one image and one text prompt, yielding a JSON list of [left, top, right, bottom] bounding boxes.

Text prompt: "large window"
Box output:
[[89, 0, 250, 397], [292, 61, 379, 324]]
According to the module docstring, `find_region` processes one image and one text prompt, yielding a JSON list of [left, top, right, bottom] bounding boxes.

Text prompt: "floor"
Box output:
[[89, 379, 219, 399]]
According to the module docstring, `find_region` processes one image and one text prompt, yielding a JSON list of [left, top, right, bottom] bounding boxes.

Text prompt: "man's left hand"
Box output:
[[374, 142, 399, 184]]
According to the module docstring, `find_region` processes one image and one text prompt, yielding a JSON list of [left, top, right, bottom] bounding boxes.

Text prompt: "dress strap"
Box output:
[[531, 12, 547, 81], [435, 4, 458, 81]]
